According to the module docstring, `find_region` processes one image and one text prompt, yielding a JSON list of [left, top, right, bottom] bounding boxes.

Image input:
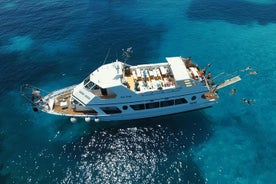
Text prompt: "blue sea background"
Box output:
[[0, 0, 276, 183]]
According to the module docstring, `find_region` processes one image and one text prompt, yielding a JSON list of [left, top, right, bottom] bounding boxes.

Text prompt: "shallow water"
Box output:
[[0, 0, 275, 183]]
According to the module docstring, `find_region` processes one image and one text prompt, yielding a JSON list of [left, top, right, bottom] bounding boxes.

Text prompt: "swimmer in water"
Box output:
[[241, 98, 255, 105], [246, 66, 252, 71], [229, 88, 237, 96], [241, 66, 252, 72], [249, 71, 258, 75]]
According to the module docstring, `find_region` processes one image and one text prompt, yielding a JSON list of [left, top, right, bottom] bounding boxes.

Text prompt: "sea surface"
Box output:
[[0, 0, 276, 183]]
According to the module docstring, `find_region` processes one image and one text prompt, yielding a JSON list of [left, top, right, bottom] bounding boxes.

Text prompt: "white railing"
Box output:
[[44, 84, 77, 100]]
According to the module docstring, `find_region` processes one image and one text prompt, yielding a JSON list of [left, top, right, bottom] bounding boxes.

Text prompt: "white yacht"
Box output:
[[21, 50, 241, 122]]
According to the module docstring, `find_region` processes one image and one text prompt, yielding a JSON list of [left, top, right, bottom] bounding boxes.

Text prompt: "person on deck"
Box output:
[[206, 72, 211, 79]]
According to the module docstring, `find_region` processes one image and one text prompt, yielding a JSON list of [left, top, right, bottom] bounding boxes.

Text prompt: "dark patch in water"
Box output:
[[187, 0, 276, 25], [0, 131, 4, 153], [0, 163, 11, 184], [79, 2, 166, 71], [0, 1, 165, 95], [0, 2, 83, 40], [0, 52, 61, 95]]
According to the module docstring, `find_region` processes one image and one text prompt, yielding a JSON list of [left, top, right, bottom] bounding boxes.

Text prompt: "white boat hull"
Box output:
[[39, 86, 216, 122], [90, 102, 214, 121]]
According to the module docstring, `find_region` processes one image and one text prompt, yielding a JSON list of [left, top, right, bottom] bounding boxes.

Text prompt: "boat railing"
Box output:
[[20, 84, 50, 104], [131, 62, 168, 69], [138, 86, 181, 96], [20, 84, 77, 108], [44, 84, 77, 100]]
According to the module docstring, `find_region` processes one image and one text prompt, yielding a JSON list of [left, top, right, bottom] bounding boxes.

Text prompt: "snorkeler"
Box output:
[[229, 88, 237, 96], [245, 66, 252, 71], [249, 71, 258, 75], [241, 66, 252, 72], [240, 66, 258, 75], [241, 98, 255, 105]]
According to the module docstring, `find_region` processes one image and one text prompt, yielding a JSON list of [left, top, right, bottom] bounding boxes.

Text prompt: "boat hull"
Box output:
[[42, 91, 215, 121], [88, 102, 214, 121]]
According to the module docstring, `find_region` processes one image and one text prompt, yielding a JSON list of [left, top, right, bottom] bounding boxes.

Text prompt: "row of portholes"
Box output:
[[122, 95, 197, 111]]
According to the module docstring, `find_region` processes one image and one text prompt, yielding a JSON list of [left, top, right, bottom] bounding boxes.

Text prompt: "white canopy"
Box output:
[[166, 57, 190, 81]]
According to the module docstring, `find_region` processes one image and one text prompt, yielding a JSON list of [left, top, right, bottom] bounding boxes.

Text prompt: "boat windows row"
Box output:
[[130, 97, 188, 111], [100, 97, 189, 114]]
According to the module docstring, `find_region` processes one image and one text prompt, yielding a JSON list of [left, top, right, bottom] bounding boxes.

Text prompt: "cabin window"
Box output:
[[85, 81, 95, 90], [175, 98, 188, 105], [160, 100, 174, 107], [76, 108, 98, 114], [130, 104, 145, 110], [101, 106, 122, 114], [191, 96, 197, 101], [72, 99, 80, 105], [122, 105, 128, 110], [93, 85, 100, 90], [145, 102, 159, 109], [83, 76, 90, 86], [87, 109, 98, 114], [100, 88, 108, 96]]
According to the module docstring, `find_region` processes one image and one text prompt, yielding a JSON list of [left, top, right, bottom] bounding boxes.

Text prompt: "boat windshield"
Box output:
[[85, 81, 95, 90], [83, 76, 90, 86], [82, 76, 94, 90], [83, 76, 100, 91]]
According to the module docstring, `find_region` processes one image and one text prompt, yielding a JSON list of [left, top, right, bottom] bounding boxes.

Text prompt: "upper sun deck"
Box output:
[[124, 56, 207, 93]]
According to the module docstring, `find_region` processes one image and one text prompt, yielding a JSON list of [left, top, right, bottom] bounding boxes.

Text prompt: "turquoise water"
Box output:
[[0, 0, 275, 183]]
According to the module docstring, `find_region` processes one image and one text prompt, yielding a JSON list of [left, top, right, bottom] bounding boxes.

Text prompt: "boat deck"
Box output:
[[52, 93, 96, 115], [125, 65, 176, 92]]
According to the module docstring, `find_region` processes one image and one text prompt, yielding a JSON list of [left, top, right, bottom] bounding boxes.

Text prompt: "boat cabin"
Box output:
[[71, 56, 209, 106]]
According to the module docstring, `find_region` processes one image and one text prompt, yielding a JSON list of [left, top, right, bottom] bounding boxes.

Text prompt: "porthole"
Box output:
[[122, 105, 128, 110], [191, 96, 196, 101]]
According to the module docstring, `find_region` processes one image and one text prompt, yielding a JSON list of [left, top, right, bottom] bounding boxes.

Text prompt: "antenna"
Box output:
[[102, 48, 111, 65]]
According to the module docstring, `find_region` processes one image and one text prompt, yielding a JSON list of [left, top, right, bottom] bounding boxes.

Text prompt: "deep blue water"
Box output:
[[0, 0, 276, 183]]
